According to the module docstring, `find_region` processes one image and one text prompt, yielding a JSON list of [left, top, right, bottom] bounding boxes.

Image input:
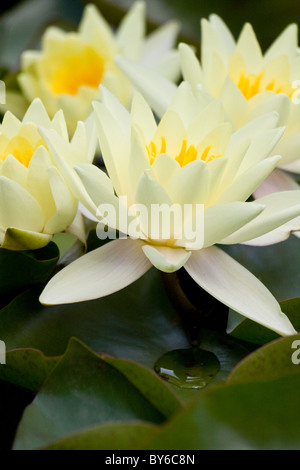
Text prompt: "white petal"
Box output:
[[153, 50, 181, 83], [116, 1, 145, 61], [219, 77, 248, 128], [200, 18, 227, 70], [51, 109, 69, 141], [128, 126, 151, 202], [79, 3, 115, 53], [165, 160, 209, 205], [115, 56, 176, 118], [23, 98, 51, 128], [236, 23, 263, 72], [246, 93, 290, 128], [0, 111, 21, 138], [78, 202, 99, 222], [0, 176, 45, 233], [134, 171, 174, 239], [27, 146, 56, 221], [142, 21, 180, 67], [221, 190, 300, 244], [75, 163, 130, 235], [187, 99, 225, 143], [264, 23, 298, 61], [178, 43, 202, 88], [135, 170, 173, 208], [0, 155, 27, 187], [247, 169, 300, 245], [69, 121, 96, 166], [39, 238, 151, 305], [84, 112, 98, 163], [99, 85, 130, 138], [185, 246, 296, 336], [150, 154, 180, 186], [44, 167, 77, 234], [130, 91, 157, 142], [155, 109, 185, 156], [204, 50, 227, 97], [142, 244, 191, 273], [65, 210, 87, 245], [203, 201, 264, 247], [168, 81, 207, 128], [93, 99, 130, 196], [236, 128, 284, 175], [242, 215, 300, 246], [217, 155, 281, 203], [208, 14, 236, 55], [227, 112, 280, 153], [39, 128, 98, 218]]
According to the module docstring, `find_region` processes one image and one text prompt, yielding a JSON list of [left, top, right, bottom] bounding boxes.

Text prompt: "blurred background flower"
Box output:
[[0, 0, 180, 135], [0, 98, 96, 250]]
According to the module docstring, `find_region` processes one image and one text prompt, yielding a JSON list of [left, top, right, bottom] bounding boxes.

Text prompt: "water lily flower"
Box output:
[[0, 98, 95, 250], [13, 1, 180, 135], [39, 83, 300, 336], [115, 16, 300, 243]]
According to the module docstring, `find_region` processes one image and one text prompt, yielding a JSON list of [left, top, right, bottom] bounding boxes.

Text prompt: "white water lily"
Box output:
[[116, 16, 300, 243], [39, 83, 300, 336], [0, 98, 95, 250], [14, 2, 180, 135]]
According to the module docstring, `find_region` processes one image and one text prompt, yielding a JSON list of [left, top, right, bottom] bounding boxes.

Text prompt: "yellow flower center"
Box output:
[[146, 137, 221, 167], [0, 135, 45, 167], [47, 44, 104, 96], [234, 70, 294, 100]]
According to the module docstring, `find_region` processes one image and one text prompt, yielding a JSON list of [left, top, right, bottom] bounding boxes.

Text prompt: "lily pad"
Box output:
[[13, 338, 181, 450], [0, 268, 255, 404], [0, 349, 58, 393], [41, 421, 158, 450], [0, 242, 59, 308], [141, 372, 300, 450]]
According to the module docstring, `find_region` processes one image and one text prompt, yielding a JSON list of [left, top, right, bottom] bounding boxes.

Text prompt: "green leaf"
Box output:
[[0, 268, 254, 403], [0, 242, 59, 307], [141, 372, 300, 450], [0, 349, 58, 393], [41, 422, 158, 450], [13, 338, 181, 450], [228, 297, 300, 345], [228, 334, 300, 384], [101, 354, 182, 418], [0, 269, 190, 364], [0, 379, 34, 451]]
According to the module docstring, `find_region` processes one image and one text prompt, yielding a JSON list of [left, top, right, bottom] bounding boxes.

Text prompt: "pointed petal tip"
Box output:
[[277, 312, 298, 336]]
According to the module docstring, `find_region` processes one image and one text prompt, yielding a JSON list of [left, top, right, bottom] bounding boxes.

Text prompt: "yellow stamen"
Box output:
[[236, 71, 264, 100], [146, 136, 166, 165], [146, 137, 221, 167], [234, 70, 294, 100], [0, 135, 45, 167], [48, 44, 104, 96]]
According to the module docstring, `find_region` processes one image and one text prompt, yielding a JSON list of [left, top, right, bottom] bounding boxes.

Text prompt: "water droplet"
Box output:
[[154, 348, 220, 390]]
